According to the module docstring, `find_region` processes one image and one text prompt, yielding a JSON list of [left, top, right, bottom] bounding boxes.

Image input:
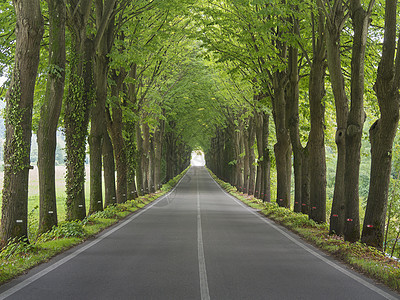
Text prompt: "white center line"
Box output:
[[197, 176, 211, 300]]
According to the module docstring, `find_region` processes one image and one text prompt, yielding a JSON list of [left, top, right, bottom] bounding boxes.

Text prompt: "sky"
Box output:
[[191, 151, 205, 166]]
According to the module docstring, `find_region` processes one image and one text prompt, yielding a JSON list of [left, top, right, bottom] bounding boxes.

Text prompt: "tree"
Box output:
[[325, 0, 349, 236], [197, 0, 290, 204], [89, 0, 119, 213], [287, 13, 307, 213], [64, 0, 93, 221], [1, 0, 44, 245], [308, 0, 327, 223], [37, 0, 66, 234], [102, 129, 117, 207], [362, 0, 400, 248], [255, 109, 271, 202], [343, 0, 375, 242], [122, 11, 195, 192], [107, 66, 128, 204]]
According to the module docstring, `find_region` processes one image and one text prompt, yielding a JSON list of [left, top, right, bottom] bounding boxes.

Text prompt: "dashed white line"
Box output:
[[197, 176, 211, 300]]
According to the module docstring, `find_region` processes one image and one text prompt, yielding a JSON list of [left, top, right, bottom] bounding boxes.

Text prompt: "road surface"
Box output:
[[0, 166, 398, 299]]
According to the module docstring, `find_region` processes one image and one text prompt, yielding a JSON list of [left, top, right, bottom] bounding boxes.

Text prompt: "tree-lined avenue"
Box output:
[[0, 167, 397, 300]]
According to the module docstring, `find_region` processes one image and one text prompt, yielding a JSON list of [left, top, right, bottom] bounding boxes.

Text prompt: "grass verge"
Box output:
[[209, 171, 400, 293], [0, 168, 188, 285]]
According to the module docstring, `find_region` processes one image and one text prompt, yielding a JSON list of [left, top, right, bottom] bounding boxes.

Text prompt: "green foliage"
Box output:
[[0, 237, 35, 260], [262, 202, 323, 229], [48, 64, 65, 80], [0, 1, 15, 77], [37, 221, 86, 243], [161, 50, 227, 152], [85, 204, 125, 221], [63, 47, 90, 218], [384, 174, 400, 258], [228, 159, 237, 166], [3, 69, 30, 174], [28, 205, 39, 241], [196, 0, 312, 91]]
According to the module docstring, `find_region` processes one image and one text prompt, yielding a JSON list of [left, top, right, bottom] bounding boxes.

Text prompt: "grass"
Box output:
[[209, 171, 400, 293], [0, 166, 91, 223], [0, 168, 188, 285]]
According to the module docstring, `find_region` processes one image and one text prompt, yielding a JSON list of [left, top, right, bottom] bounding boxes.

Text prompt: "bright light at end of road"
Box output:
[[191, 151, 205, 166]]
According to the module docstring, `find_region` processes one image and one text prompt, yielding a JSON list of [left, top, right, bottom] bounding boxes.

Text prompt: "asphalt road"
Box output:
[[0, 166, 399, 300]]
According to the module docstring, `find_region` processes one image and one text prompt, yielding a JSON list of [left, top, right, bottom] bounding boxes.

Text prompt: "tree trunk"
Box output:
[[325, 0, 349, 235], [261, 112, 271, 202], [64, 1, 93, 222], [330, 130, 346, 234], [125, 121, 138, 200], [142, 122, 150, 193], [135, 121, 145, 195], [274, 135, 290, 203], [301, 146, 310, 215], [217, 130, 225, 180], [209, 133, 218, 177], [273, 79, 291, 208], [234, 119, 244, 192], [363, 119, 398, 247], [287, 38, 304, 212], [64, 38, 93, 221], [219, 131, 224, 178], [362, 0, 399, 248], [255, 112, 263, 199], [164, 127, 176, 183], [89, 51, 107, 214], [308, 3, 327, 223], [107, 83, 128, 204], [154, 120, 164, 190], [89, 0, 119, 212], [344, 1, 372, 242], [243, 123, 250, 194], [37, 0, 65, 234], [124, 68, 138, 200], [1, 0, 44, 245], [247, 117, 256, 195], [113, 117, 128, 204], [308, 67, 327, 223], [149, 137, 156, 193], [128, 179, 138, 200], [175, 145, 182, 177], [103, 129, 116, 207], [223, 125, 235, 185]]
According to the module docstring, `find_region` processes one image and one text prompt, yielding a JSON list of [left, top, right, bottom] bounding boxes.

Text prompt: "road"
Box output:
[[0, 166, 398, 300]]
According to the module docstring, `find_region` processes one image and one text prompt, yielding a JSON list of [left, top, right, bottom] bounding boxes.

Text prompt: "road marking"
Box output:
[[210, 173, 398, 300], [0, 177, 186, 300], [197, 176, 211, 300]]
